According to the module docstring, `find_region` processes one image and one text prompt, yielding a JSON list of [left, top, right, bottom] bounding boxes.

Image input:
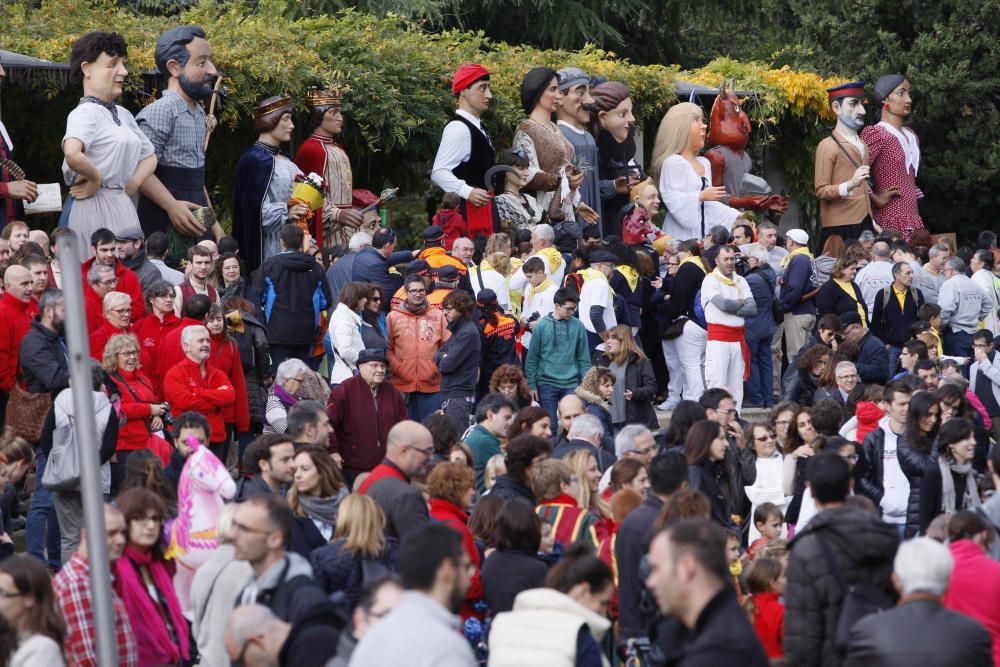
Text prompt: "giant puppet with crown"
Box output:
[[295, 84, 381, 251]]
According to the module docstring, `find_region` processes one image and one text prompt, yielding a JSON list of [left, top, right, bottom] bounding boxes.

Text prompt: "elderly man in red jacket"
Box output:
[[0, 264, 34, 416], [163, 324, 236, 456], [327, 348, 408, 484]]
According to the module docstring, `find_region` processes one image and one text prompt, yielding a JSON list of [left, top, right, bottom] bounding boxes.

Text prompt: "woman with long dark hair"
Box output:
[[936, 382, 990, 470], [782, 407, 821, 532], [662, 239, 708, 403], [900, 391, 941, 537], [662, 400, 707, 450], [288, 444, 349, 556], [685, 419, 747, 529], [0, 556, 65, 666], [595, 325, 658, 431], [480, 498, 550, 614], [507, 406, 553, 441], [919, 418, 982, 533]]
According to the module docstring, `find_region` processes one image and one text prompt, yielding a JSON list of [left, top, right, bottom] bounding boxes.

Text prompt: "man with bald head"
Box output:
[[0, 264, 34, 419], [359, 421, 433, 541], [225, 603, 340, 667]]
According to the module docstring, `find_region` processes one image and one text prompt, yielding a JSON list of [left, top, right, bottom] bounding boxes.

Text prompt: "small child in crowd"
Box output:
[[725, 529, 745, 603], [746, 502, 784, 561], [743, 557, 786, 659]]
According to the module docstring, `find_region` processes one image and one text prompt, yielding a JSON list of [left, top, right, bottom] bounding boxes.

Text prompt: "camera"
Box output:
[[161, 403, 174, 426]]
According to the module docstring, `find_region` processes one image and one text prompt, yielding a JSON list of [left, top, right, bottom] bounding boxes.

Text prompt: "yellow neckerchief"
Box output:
[[479, 257, 494, 272], [930, 327, 944, 356], [526, 277, 554, 302], [537, 246, 563, 273], [225, 309, 245, 334], [730, 559, 743, 577], [781, 245, 813, 270], [834, 279, 867, 325], [580, 268, 615, 299], [680, 255, 707, 274], [616, 264, 639, 292], [711, 268, 737, 287]]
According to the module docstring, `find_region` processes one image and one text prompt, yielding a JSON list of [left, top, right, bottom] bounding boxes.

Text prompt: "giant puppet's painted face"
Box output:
[[708, 82, 751, 151], [833, 95, 866, 131], [175, 37, 217, 101], [883, 79, 912, 119]]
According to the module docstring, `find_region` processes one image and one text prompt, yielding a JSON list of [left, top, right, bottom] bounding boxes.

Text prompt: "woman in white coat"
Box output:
[[328, 282, 370, 385], [743, 422, 788, 543], [651, 102, 744, 242]]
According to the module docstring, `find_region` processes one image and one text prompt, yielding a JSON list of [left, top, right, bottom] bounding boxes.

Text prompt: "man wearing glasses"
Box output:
[[970, 329, 1000, 444], [386, 276, 450, 422], [81, 227, 146, 321], [815, 361, 858, 407], [358, 421, 434, 541]]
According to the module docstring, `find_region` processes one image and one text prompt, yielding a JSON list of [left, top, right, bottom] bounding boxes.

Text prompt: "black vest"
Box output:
[[449, 113, 495, 190]]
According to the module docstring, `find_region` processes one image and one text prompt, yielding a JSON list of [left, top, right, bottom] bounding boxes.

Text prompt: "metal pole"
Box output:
[[57, 235, 117, 667]]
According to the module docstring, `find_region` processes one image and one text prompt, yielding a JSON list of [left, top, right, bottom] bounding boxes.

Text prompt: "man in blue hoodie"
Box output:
[[525, 287, 592, 423], [252, 224, 332, 370]]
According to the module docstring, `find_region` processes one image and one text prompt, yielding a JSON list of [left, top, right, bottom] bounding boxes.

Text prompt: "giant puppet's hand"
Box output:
[[870, 188, 901, 209], [728, 194, 789, 213]]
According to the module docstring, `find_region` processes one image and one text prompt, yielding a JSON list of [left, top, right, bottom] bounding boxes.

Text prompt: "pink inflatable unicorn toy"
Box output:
[[165, 437, 237, 614]]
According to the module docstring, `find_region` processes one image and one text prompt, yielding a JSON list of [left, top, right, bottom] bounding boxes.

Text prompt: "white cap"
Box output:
[[787, 229, 809, 246]]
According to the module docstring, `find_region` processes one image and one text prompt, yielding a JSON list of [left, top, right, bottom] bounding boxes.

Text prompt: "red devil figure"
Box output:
[[705, 80, 788, 214]]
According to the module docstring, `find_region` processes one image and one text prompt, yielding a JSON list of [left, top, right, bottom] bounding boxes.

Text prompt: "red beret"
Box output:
[[452, 64, 490, 95]]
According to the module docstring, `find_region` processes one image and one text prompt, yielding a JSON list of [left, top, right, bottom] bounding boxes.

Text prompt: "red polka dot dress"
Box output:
[[860, 122, 924, 240]]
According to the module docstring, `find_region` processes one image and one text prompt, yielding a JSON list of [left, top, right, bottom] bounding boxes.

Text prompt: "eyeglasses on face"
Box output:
[[406, 288, 426, 294]]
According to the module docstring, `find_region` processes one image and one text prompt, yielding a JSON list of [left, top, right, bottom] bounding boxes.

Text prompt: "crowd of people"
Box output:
[[0, 22, 998, 667]]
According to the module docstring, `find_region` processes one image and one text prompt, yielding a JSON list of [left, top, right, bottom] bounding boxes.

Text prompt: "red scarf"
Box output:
[[358, 460, 409, 495], [114, 544, 189, 664], [707, 323, 751, 380]]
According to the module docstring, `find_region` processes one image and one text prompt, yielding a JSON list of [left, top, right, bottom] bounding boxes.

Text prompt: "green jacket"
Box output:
[[524, 314, 591, 390], [464, 423, 502, 493]]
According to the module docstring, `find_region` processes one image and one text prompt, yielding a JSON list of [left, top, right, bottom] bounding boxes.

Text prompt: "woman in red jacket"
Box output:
[[206, 304, 250, 465], [103, 333, 168, 494], [427, 462, 482, 619], [90, 291, 133, 361], [131, 280, 180, 386]]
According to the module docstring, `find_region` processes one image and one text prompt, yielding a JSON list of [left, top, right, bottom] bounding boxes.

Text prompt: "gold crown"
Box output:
[[306, 84, 345, 108], [253, 96, 292, 119]]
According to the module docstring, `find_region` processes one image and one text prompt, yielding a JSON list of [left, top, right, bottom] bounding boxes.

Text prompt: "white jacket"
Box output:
[[328, 302, 365, 384], [970, 350, 1000, 412], [489, 588, 611, 667]]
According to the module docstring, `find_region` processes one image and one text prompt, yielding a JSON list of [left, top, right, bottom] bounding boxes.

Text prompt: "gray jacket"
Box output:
[[938, 274, 991, 334], [846, 598, 991, 667], [969, 350, 1000, 415]]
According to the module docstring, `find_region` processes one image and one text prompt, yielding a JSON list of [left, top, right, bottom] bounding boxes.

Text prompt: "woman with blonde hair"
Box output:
[[595, 325, 658, 430], [190, 503, 252, 667], [287, 444, 348, 557], [651, 102, 743, 241], [309, 493, 397, 608], [564, 449, 612, 530], [90, 291, 133, 360]]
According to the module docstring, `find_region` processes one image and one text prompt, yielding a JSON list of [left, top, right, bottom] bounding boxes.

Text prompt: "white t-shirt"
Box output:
[[579, 275, 615, 334], [469, 265, 511, 311], [62, 102, 155, 188], [879, 417, 909, 524], [700, 270, 753, 327], [521, 282, 557, 349]]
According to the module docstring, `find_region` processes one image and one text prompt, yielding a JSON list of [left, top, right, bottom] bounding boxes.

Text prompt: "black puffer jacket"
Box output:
[[594, 352, 659, 430], [309, 537, 398, 609], [784, 506, 900, 667], [897, 434, 936, 538], [688, 443, 756, 529], [231, 311, 271, 427]]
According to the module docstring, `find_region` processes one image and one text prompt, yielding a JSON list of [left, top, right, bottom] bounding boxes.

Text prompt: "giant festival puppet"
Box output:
[[294, 85, 381, 251], [860, 74, 921, 239], [704, 81, 788, 218], [165, 437, 237, 614], [813, 81, 891, 246]]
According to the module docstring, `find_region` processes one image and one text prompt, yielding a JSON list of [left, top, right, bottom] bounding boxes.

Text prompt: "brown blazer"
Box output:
[[815, 130, 873, 228]]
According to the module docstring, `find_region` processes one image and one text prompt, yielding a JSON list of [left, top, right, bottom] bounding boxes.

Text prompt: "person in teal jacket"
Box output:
[[462, 393, 517, 493], [525, 288, 592, 423]]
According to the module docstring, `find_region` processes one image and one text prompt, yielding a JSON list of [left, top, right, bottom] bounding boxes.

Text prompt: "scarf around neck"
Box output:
[[527, 277, 554, 302], [115, 544, 190, 662], [939, 457, 980, 515], [536, 246, 564, 273], [711, 268, 737, 287], [781, 245, 814, 270], [616, 264, 639, 292], [680, 255, 707, 274], [80, 95, 121, 125], [298, 486, 349, 525], [273, 383, 300, 407]]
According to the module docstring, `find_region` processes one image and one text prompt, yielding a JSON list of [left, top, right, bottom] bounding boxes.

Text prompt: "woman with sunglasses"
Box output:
[[743, 422, 787, 543], [360, 283, 388, 355]]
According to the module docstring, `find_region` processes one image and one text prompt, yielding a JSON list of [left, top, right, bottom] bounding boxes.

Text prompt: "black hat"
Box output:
[[840, 312, 863, 327], [520, 67, 558, 115], [476, 288, 498, 308], [357, 348, 388, 365], [436, 265, 459, 281], [582, 224, 601, 240], [873, 74, 906, 106], [589, 250, 618, 264], [422, 225, 445, 243], [406, 259, 432, 277]]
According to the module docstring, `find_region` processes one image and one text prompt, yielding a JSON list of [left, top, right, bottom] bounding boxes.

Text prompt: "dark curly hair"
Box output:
[[70, 31, 128, 88]]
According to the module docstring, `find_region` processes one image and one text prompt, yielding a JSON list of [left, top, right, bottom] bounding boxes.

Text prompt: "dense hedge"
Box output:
[[1, 0, 843, 242]]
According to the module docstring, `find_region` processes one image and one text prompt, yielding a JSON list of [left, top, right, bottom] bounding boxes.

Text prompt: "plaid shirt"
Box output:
[[52, 553, 138, 667], [136, 90, 206, 169]]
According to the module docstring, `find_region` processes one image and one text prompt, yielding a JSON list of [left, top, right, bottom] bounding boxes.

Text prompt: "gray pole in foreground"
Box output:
[[57, 235, 117, 666]]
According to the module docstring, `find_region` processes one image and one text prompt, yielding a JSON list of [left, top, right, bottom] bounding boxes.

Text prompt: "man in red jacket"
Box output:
[[154, 293, 212, 395], [0, 265, 34, 417], [162, 325, 236, 453], [328, 349, 408, 484], [80, 228, 146, 322]]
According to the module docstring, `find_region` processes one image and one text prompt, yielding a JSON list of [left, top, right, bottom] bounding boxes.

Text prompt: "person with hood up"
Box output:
[[252, 223, 331, 370]]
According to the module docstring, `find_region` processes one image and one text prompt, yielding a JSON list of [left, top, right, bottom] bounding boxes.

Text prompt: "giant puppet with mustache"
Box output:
[[136, 25, 223, 254]]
